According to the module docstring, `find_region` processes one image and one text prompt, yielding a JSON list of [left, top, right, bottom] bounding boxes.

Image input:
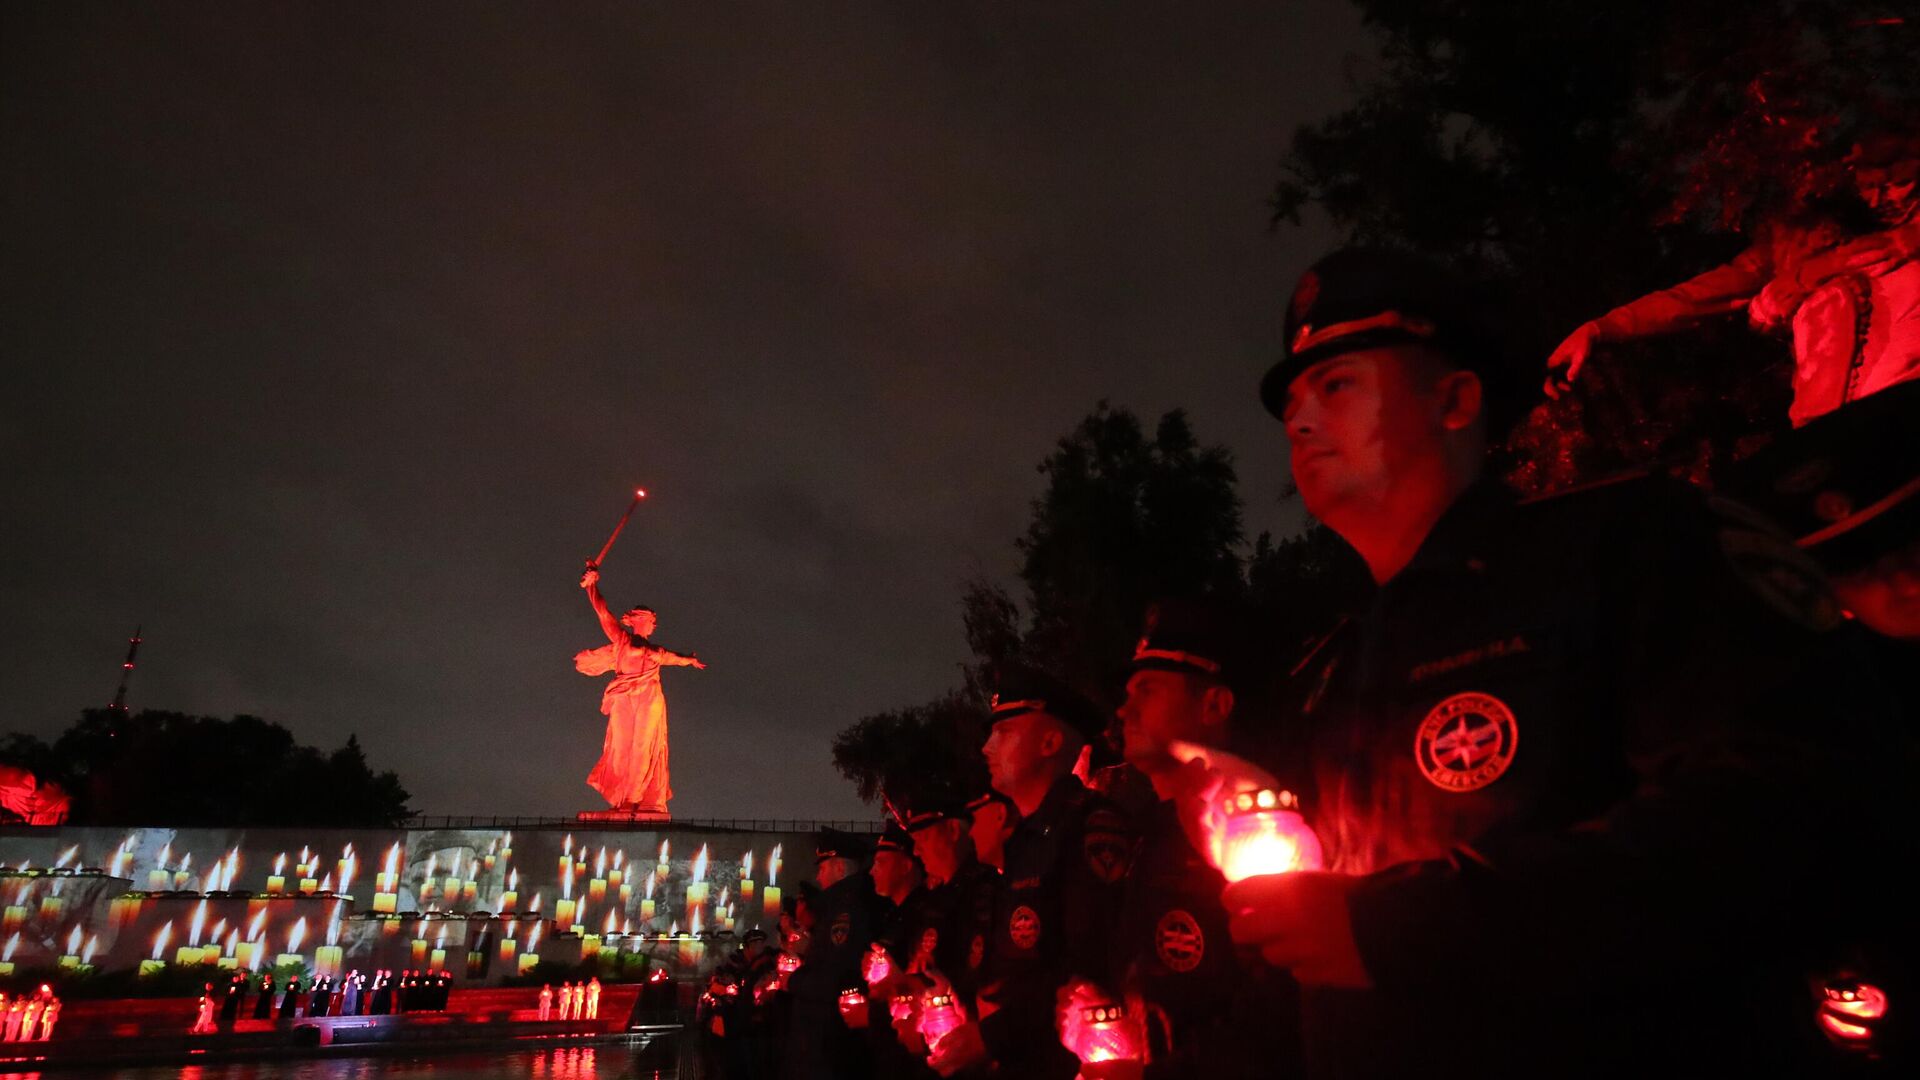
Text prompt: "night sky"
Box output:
[[3, 3, 1363, 820]]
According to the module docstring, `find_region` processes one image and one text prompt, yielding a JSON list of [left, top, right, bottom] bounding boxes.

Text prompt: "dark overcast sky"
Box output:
[[2, 3, 1366, 820]]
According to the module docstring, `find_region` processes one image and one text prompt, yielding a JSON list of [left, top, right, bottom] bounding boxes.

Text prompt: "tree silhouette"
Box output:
[[0, 709, 412, 827], [1274, 0, 1918, 491]]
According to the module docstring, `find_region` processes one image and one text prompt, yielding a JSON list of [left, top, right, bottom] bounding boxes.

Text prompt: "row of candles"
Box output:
[[0, 833, 807, 979]]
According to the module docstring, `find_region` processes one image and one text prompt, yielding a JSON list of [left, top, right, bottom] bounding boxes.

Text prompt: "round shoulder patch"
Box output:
[[830, 911, 851, 946], [1154, 908, 1205, 973], [1008, 905, 1041, 950], [1415, 691, 1518, 793]]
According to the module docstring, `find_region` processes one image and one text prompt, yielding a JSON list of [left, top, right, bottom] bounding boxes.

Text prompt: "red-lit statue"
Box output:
[[1547, 133, 1920, 426], [575, 568, 705, 814]]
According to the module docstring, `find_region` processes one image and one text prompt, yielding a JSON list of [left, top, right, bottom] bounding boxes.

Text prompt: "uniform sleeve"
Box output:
[[1344, 484, 1910, 992]]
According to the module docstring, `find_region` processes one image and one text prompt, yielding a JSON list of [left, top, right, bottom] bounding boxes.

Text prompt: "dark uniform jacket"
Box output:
[[923, 856, 999, 1006], [1285, 476, 1909, 1077], [1115, 799, 1282, 1079], [979, 773, 1132, 1079], [869, 885, 939, 1080], [786, 871, 879, 1080]]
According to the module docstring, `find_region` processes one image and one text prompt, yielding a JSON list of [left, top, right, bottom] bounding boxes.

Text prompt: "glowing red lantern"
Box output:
[[1064, 1000, 1146, 1078], [863, 943, 892, 986], [917, 990, 963, 1053], [1217, 788, 1322, 883], [838, 987, 869, 1028], [1817, 980, 1889, 1052]]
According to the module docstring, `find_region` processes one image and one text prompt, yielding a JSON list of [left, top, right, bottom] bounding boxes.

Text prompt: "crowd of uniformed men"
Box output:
[[694, 249, 1918, 1079]]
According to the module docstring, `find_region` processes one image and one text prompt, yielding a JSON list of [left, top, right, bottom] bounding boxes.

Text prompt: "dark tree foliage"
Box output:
[[833, 404, 1359, 807], [1274, 0, 1918, 491], [1011, 405, 1245, 701], [830, 691, 990, 815], [0, 709, 412, 827]]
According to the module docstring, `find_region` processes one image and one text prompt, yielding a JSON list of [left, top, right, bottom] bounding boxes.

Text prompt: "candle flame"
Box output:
[[435, 927, 446, 947], [636, 488, 647, 498], [66, 924, 82, 954], [528, 921, 543, 951], [563, 860, 574, 900], [742, 850, 753, 878], [202, 868, 219, 893], [692, 844, 709, 883], [1, 933, 16, 961], [509, 868, 519, 889], [383, 842, 401, 878], [84, 934, 99, 963], [273, 852, 286, 876], [248, 909, 267, 940], [210, 917, 228, 944], [111, 836, 136, 878], [157, 843, 172, 871], [505, 920, 518, 940], [564, 834, 574, 857], [613, 849, 624, 870], [321, 873, 334, 892], [530, 891, 543, 913], [768, 844, 782, 887], [189, 899, 208, 945], [690, 908, 703, 935], [55, 845, 79, 869], [327, 901, 343, 946], [425, 852, 437, 880], [595, 846, 606, 877], [152, 921, 173, 961], [622, 917, 631, 935], [719, 886, 729, 908], [644, 875, 656, 901], [659, 839, 669, 863], [605, 909, 618, 934], [287, 917, 307, 954], [300, 845, 311, 866], [223, 848, 240, 890], [224, 929, 237, 957]]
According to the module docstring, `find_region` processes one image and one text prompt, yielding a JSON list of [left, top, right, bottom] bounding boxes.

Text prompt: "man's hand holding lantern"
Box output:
[[1166, 740, 1368, 988]]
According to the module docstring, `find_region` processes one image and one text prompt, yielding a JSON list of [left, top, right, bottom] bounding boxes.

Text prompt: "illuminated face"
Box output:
[[620, 609, 658, 637], [968, 799, 1013, 869], [1855, 160, 1920, 225], [1282, 347, 1451, 524], [870, 849, 916, 897], [1832, 541, 1920, 641], [911, 820, 964, 886], [982, 713, 1054, 796], [1118, 669, 1211, 776]]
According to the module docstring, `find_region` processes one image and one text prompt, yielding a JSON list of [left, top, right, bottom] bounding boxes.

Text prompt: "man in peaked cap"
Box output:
[[962, 788, 1017, 871], [929, 666, 1132, 1079], [786, 827, 878, 1079], [904, 792, 1001, 1010], [863, 819, 937, 1079], [1112, 598, 1280, 1080], [1225, 247, 1909, 1077]]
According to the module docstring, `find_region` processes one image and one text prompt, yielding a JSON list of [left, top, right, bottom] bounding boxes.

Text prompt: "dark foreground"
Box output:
[[0, 1042, 683, 1080]]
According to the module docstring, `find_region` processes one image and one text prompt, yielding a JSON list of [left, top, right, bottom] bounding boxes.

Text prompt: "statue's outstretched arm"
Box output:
[[659, 648, 706, 670], [580, 568, 623, 643], [1545, 245, 1771, 398]]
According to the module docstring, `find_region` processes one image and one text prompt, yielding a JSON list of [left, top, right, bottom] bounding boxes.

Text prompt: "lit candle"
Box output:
[[499, 869, 519, 913], [740, 849, 755, 903], [517, 952, 540, 975], [588, 877, 607, 904], [580, 933, 600, 960], [763, 844, 783, 919], [1067, 999, 1146, 1078], [608, 850, 624, 890], [640, 875, 657, 922], [430, 945, 446, 969], [146, 868, 169, 891], [518, 922, 542, 974], [555, 898, 576, 932], [462, 878, 478, 906], [299, 877, 318, 896], [1215, 788, 1323, 884], [336, 844, 357, 897], [275, 916, 309, 969], [37, 893, 65, 921], [267, 852, 287, 895], [411, 938, 428, 965], [234, 939, 257, 970], [483, 839, 497, 872], [314, 903, 344, 976], [499, 935, 517, 964], [372, 891, 398, 914], [656, 839, 670, 880], [173, 852, 194, 890], [560, 834, 575, 880]]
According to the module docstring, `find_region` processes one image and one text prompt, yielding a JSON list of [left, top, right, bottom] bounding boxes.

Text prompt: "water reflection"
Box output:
[[0, 1044, 676, 1080]]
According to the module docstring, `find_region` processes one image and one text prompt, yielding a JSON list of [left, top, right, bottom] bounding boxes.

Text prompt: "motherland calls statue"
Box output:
[[575, 567, 705, 814]]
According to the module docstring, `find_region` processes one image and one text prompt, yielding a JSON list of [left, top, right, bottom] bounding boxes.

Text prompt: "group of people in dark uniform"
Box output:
[[699, 246, 1917, 1078], [211, 967, 451, 1025]]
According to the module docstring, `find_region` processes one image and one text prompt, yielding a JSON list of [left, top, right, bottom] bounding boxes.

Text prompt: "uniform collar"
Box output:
[[1393, 477, 1516, 582], [1020, 772, 1088, 834]]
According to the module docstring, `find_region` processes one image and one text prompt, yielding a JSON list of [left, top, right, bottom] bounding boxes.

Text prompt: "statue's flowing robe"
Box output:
[[574, 635, 695, 810]]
